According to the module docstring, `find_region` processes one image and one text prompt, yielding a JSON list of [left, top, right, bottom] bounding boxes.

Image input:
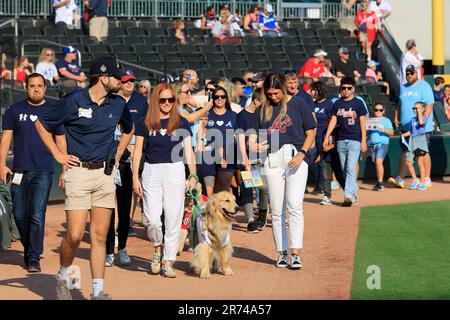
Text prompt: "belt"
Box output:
[[80, 162, 105, 170]]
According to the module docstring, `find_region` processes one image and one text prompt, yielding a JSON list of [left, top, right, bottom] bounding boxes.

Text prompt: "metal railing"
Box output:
[[21, 39, 82, 62], [0, 1, 357, 21], [0, 18, 18, 36]]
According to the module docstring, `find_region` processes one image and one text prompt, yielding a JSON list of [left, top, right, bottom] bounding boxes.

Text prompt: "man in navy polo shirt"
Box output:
[[35, 57, 134, 300], [55, 46, 87, 88], [323, 76, 368, 207], [0, 73, 65, 272]]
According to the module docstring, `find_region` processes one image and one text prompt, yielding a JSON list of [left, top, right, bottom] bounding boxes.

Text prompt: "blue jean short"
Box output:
[[369, 143, 389, 161]]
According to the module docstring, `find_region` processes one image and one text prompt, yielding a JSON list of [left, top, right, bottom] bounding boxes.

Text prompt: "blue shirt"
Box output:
[[314, 99, 334, 141], [332, 95, 369, 114], [39, 89, 133, 163], [368, 116, 393, 145], [205, 109, 237, 164], [333, 97, 368, 142], [55, 59, 82, 78], [236, 108, 259, 160], [135, 117, 191, 164], [2, 100, 65, 172], [88, 0, 108, 17], [257, 96, 317, 153], [179, 105, 200, 148], [399, 80, 434, 132], [434, 89, 444, 104], [410, 116, 428, 137], [259, 13, 278, 30], [295, 90, 315, 113], [126, 92, 148, 124]]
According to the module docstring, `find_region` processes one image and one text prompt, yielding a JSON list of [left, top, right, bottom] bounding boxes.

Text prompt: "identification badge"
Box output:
[[204, 146, 212, 152], [114, 169, 122, 186], [78, 108, 93, 119], [12, 172, 23, 185]]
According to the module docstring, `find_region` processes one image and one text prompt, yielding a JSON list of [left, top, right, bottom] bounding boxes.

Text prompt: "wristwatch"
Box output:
[[299, 149, 307, 156]]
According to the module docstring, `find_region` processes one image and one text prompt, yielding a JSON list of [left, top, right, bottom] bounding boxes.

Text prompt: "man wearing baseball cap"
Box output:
[[334, 47, 361, 82], [258, 3, 281, 36], [35, 56, 134, 300], [298, 48, 327, 81], [55, 46, 87, 88]]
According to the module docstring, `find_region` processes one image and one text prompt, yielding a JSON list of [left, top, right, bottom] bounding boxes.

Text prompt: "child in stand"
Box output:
[[365, 60, 390, 95], [367, 102, 394, 191], [402, 101, 429, 191]]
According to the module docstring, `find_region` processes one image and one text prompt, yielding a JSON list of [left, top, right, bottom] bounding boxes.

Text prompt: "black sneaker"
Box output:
[[246, 221, 260, 234], [256, 209, 268, 230], [342, 197, 353, 207], [27, 260, 41, 273], [275, 254, 289, 268], [374, 182, 384, 191], [290, 254, 303, 269]]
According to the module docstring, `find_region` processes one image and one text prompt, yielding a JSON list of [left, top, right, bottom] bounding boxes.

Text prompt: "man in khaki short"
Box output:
[[84, 0, 108, 43], [35, 57, 134, 300]]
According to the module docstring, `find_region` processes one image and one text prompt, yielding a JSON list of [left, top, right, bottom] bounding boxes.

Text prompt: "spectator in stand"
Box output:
[[355, 0, 380, 62], [258, 4, 281, 37], [53, 0, 79, 29], [84, 0, 108, 43], [323, 76, 368, 207], [1, 53, 12, 80], [243, 5, 261, 37], [36, 48, 59, 87], [199, 6, 216, 35], [232, 77, 250, 109], [369, 0, 392, 24], [341, 0, 357, 10], [365, 60, 390, 95], [390, 65, 434, 189], [298, 49, 327, 81], [182, 69, 200, 94], [220, 4, 244, 37], [56, 46, 87, 88], [138, 80, 151, 100], [14, 56, 35, 84], [322, 59, 341, 86], [433, 76, 445, 104], [400, 39, 423, 85], [367, 102, 394, 191], [212, 10, 233, 43], [334, 47, 361, 82], [172, 20, 189, 45], [444, 85, 450, 121]]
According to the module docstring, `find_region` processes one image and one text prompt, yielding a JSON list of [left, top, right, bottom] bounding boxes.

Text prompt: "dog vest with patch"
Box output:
[[196, 214, 230, 248]]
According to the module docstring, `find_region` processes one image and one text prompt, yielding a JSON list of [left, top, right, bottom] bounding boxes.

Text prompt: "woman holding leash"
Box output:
[[248, 74, 316, 269], [132, 83, 197, 278]]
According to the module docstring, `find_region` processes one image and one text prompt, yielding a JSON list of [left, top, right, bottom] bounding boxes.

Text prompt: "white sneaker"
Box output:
[[118, 249, 131, 266], [105, 254, 114, 267], [320, 196, 332, 206], [162, 264, 177, 278], [150, 253, 161, 274]]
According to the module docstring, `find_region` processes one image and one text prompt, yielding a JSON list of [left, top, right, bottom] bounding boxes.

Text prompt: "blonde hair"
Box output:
[[261, 74, 287, 124], [38, 48, 55, 64], [172, 20, 184, 30], [218, 78, 239, 104], [171, 81, 189, 106]]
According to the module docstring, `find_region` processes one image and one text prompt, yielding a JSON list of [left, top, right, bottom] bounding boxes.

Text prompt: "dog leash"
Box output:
[[187, 174, 204, 249]]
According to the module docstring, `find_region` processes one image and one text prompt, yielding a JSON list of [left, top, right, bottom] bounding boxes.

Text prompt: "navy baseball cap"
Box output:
[[90, 56, 124, 78], [341, 47, 350, 54], [405, 64, 417, 73], [63, 46, 78, 55]]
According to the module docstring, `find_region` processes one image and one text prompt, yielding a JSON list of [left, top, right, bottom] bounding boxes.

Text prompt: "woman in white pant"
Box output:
[[249, 74, 316, 269], [132, 83, 197, 278]]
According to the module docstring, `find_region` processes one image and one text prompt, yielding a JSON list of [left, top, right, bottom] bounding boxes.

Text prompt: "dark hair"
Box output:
[[434, 76, 445, 86], [89, 74, 100, 87], [444, 84, 450, 90], [25, 73, 46, 87], [212, 86, 231, 110], [414, 101, 426, 109], [310, 81, 327, 101], [340, 76, 356, 87], [373, 102, 385, 109], [231, 77, 246, 86]]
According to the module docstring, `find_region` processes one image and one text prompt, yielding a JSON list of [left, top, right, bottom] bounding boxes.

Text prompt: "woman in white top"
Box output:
[[400, 39, 423, 85], [36, 48, 59, 86]]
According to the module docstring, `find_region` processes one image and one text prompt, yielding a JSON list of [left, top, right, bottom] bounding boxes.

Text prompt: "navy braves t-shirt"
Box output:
[[135, 117, 192, 164], [126, 92, 148, 124], [236, 108, 259, 161], [332, 97, 368, 142], [314, 99, 334, 140], [2, 100, 65, 172], [295, 91, 315, 113], [257, 96, 317, 153], [39, 89, 133, 163], [55, 59, 82, 78]]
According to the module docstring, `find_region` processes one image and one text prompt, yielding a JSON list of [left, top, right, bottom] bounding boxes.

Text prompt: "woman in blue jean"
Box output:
[[248, 74, 316, 269]]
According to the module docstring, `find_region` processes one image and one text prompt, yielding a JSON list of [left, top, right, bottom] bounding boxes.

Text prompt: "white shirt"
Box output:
[[369, 0, 392, 21], [36, 62, 58, 84], [400, 51, 423, 85], [54, 0, 77, 26]]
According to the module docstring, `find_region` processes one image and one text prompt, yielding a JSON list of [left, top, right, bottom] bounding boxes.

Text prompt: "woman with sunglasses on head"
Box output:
[[132, 83, 197, 278], [36, 48, 59, 86], [137, 80, 151, 99], [248, 74, 316, 269]]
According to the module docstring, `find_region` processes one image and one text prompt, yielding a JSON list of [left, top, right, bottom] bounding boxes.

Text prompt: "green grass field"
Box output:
[[351, 200, 450, 299]]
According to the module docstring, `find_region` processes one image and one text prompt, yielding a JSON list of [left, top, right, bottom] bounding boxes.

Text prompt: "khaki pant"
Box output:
[[89, 16, 108, 42]]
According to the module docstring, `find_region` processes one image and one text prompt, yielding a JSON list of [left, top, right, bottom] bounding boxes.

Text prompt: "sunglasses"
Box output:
[[46, 53, 54, 56], [341, 86, 353, 91], [206, 87, 215, 92], [213, 95, 226, 100], [159, 97, 175, 104], [122, 79, 136, 84], [374, 109, 384, 112], [406, 72, 415, 76], [413, 107, 422, 111], [139, 85, 147, 88]]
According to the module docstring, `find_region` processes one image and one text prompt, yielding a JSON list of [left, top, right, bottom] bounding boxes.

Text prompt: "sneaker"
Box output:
[[320, 196, 332, 206], [417, 183, 427, 191], [91, 291, 112, 300], [331, 181, 340, 190], [118, 249, 131, 266], [409, 178, 420, 190], [105, 254, 114, 267], [342, 197, 353, 207], [27, 260, 41, 273], [388, 176, 405, 189], [246, 221, 260, 234], [374, 182, 384, 191], [290, 254, 303, 269], [128, 226, 137, 237], [56, 278, 72, 300], [425, 177, 432, 189], [161, 264, 176, 278], [275, 254, 289, 268], [256, 209, 268, 230], [150, 253, 161, 274], [352, 197, 358, 205]]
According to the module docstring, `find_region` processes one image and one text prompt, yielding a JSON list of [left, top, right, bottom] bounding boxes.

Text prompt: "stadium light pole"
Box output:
[[432, 0, 445, 74]]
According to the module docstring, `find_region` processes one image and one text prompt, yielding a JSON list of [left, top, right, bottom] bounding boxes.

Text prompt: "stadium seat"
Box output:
[[316, 29, 334, 38], [89, 44, 111, 55], [116, 53, 139, 63], [139, 52, 161, 62], [308, 20, 324, 29], [324, 20, 340, 30], [299, 29, 316, 38], [127, 27, 147, 37], [109, 27, 127, 37], [20, 26, 42, 37]]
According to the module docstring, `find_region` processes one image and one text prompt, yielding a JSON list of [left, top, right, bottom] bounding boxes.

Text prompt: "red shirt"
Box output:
[[298, 58, 325, 79], [355, 10, 379, 43], [14, 67, 26, 82]]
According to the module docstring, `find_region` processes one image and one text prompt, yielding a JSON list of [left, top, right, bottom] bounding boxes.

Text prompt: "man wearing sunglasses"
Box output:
[[334, 47, 361, 82], [323, 77, 368, 207], [35, 57, 135, 300], [390, 64, 434, 189]]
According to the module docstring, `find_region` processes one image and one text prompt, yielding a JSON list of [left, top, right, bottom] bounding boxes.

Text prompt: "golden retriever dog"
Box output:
[[190, 191, 239, 279]]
